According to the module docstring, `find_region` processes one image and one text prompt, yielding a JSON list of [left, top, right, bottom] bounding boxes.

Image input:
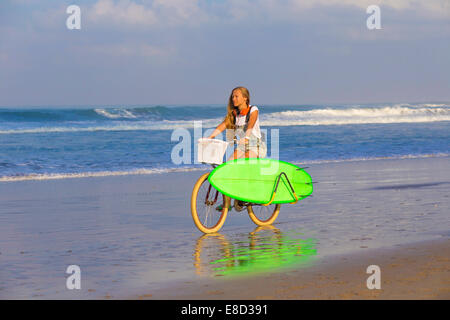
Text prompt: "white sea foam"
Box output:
[[0, 166, 208, 182], [1, 153, 448, 182], [94, 108, 137, 119], [1, 106, 449, 134], [421, 103, 448, 107], [261, 106, 450, 126], [0, 126, 147, 134], [0, 119, 222, 134]]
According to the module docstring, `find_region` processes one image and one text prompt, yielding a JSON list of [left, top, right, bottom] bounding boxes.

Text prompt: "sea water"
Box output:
[[1, 103, 449, 181]]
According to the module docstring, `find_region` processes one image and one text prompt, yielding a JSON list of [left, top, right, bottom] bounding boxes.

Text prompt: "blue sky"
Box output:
[[0, 0, 449, 106]]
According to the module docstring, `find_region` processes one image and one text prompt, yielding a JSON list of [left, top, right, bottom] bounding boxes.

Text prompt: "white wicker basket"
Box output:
[[197, 138, 230, 165]]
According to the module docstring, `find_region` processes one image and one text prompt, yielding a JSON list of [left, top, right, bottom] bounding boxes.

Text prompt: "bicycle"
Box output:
[[191, 138, 281, 234]]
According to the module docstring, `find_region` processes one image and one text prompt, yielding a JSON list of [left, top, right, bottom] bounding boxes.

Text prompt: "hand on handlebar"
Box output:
[[198, 136, 214, 143], [238, 137, 249, 145]]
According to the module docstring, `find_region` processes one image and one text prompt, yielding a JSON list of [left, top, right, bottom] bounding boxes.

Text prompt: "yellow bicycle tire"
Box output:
[[247, 203, 281, 226], [191, 172, 229, 234]]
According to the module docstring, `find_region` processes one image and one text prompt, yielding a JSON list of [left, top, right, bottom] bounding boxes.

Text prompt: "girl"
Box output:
[[207, 86, 267, 210]]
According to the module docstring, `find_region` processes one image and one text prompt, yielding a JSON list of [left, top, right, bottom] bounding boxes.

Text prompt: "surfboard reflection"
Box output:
[[193, 226, 317, 277]]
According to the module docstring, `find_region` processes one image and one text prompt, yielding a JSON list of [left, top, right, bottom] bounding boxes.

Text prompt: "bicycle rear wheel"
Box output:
[[247, 203, 281, 226], [191, 172, 229, 234]]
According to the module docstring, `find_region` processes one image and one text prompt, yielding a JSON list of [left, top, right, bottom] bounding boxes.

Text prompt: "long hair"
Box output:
[[224, 86, 250, 129]]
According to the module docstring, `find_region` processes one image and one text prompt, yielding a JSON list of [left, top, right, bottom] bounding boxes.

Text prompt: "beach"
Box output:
[[143, 238, 450, 300], [0, 156, 448, 299]]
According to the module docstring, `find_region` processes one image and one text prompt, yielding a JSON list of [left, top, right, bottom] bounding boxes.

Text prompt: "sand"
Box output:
[[142, 238, 449, 300], [0, 156, 449, 299]]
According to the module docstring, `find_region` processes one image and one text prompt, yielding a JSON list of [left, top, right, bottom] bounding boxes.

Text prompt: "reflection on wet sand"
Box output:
[[193, 226, 317, 277]]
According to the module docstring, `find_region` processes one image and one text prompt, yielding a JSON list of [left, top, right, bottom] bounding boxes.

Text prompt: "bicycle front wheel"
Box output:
[[191, 172, 229, 234]]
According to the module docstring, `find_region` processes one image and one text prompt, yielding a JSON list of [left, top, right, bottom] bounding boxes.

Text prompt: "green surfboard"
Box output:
[[208, 158, 313, 204]]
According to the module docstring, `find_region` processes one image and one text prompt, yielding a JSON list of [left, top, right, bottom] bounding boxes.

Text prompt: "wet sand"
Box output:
[[143, 238, 449, 299], [0, 156, 449, 299]]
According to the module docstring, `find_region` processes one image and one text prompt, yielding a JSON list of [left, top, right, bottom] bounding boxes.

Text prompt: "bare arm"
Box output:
[[207, 121, 227, 139]]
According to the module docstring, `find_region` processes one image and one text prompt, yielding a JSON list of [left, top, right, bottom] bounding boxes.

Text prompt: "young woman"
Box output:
[[206, 86, 267, 210]]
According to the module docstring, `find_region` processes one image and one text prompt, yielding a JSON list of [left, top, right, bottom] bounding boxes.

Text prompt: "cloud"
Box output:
[[86, 0, 211, 28], [88, 0, 158, 27], [82, 0, 450, 30], [280, 0, 449, 15]]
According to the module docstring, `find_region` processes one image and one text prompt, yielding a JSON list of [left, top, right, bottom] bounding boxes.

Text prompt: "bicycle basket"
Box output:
[[197, 138, 229, 165]]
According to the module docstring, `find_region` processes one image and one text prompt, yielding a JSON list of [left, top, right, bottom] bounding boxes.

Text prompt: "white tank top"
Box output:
[[227, 105, 262, 140]]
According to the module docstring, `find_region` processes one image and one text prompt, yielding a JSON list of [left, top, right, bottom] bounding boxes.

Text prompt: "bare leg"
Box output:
[[245, 150, 259, 158]]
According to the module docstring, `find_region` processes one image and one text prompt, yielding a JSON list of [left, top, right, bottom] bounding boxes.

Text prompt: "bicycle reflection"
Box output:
[[193, 226, 317, 277]]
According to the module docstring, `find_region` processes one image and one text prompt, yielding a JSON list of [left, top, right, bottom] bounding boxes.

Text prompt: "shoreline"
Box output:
[[135, 237, 450, 300], [1, 153, 448, 183]]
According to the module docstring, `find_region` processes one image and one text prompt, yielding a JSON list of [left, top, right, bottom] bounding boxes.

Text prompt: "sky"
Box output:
[[0, 0, 449, 107]]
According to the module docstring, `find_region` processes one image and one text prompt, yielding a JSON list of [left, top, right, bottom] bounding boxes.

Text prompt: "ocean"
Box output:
[[0, 102, 449, 181]]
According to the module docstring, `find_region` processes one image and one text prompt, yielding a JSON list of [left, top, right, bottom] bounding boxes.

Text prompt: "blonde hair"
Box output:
[[224, 86, 250, 129]]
